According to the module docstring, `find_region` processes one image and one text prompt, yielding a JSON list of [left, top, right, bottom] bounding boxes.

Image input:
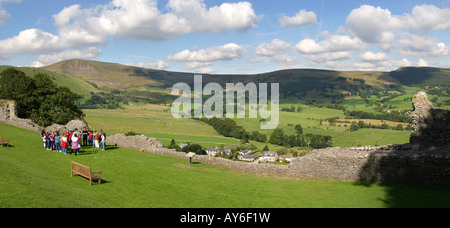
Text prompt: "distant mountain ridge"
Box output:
[[2, 59, 450, 96], [44, 59, 450, 92]]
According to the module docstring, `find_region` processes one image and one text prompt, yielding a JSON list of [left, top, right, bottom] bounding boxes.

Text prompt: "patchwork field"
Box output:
[[1, 124, 449, 208], [83, 101, 412, 152]]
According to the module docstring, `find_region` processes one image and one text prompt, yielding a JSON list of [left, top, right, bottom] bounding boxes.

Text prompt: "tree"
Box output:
[[170, 139, 176, 147], [395, 124, 404, 131], [269, 128, 285, 145], [263, 145, 269, 152], [0, 68, 37, 118], [350, 123, 359, 132], [294, 124, 303, 134], [182, 144, 206, 155], [0, 68, 84, 127], [256, 133, 267, 143]]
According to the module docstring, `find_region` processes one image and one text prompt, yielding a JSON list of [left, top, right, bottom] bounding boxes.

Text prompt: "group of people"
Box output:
[[41, 127, 106, 156]]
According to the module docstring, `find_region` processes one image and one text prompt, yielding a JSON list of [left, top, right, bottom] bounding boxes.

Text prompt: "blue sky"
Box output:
[[0, 0, 449, 74]]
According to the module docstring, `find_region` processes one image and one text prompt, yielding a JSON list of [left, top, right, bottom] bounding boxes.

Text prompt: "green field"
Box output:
[[1, 124, 449, 208], [144, 133, 241, 148]]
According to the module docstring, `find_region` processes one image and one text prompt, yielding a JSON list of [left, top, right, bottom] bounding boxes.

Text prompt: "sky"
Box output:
[[0, 0, 449, 74]]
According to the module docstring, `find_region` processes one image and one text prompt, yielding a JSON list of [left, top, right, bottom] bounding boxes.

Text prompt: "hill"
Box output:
[[0, 59, 446, 99], [42, 59, 406, 93]]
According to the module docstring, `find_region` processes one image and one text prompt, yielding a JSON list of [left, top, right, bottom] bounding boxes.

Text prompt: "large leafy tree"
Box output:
[[0, 68, 37, 118], [0, 68, 84, 127]]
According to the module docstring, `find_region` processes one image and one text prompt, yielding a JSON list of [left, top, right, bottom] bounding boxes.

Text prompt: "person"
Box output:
[[49, 131, 55, 151], [42, 133, 47, 149], [93, 131, 100, 148], [101, 133, 106, 151], [82, 127, 88, 146], [88, 131, 93, 146], [54, 132, 61, 153], [65, 131, 71, 147], [61, 134, 68, 154], [71, 133, 80, 156], [46, 132, 51, 150]]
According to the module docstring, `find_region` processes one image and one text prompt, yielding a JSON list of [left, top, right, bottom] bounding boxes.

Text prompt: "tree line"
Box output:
[[199, 117, 332, 149]]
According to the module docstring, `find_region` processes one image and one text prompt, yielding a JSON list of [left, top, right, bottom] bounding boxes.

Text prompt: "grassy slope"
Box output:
[[1, 124, 450, 208], [0, 66, 94, 95]]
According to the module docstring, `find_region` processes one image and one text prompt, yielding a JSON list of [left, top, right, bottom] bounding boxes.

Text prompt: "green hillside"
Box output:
[[0, 66, 93, 95], [1, 124, 449, 208]]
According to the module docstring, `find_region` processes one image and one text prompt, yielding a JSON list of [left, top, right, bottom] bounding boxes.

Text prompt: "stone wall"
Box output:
[[0, 100, 43, 132], [410, 92, 450, 147], [0, 99, 88, 134], [107, 134, 450, 186]]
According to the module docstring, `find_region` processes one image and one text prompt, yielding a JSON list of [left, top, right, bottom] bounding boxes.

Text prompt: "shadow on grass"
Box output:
[[72, 145, 122, 156], [355, 105, 450, 208]]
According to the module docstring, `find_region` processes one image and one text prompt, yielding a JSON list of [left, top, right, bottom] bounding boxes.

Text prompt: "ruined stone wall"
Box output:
[[410, 92, 450, 147], [107, 134, 450, 186], [0, 100, 42, 132]]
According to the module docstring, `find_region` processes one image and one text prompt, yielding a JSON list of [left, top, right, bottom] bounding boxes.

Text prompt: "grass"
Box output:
[[332, 129, 410, 148], [1, 124, 450, 208], [144, 133, 241, 148]]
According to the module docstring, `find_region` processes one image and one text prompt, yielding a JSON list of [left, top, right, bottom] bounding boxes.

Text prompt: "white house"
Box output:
[[206, 147, 220, 157], [238, 154, 257, 162], [259, 151, 278, 163]]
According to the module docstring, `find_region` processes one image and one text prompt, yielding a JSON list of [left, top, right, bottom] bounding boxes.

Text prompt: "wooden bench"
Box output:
[[0, 137, 10, 148], [71, 161, 103, 185]]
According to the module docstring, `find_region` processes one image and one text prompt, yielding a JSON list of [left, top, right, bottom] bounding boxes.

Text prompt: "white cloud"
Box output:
[[346, 4, 450, 43], [53, 0, 257, 42], [29, 47, 102, 67], [193, 67, 216, 74], [360, 51, 389, 62], [0, 0, 22, 25], [397, 33, 449, 56], [0, 6, 10, 24], [127, 60, 170, 70], [255, 39, 291, 57], [354, 54, 413, 71], [416, 58, 429, 67], [308, 51, 353, 63], [185, 62, 212, 70], [167, 0, 257, 33], [295, 35, 366, 54], [271, 54, 296, 64], [166, 43, 246, 62], [408, 5, 450, 30], [279, 9, 318, 27], [0, 29, 61, 55]]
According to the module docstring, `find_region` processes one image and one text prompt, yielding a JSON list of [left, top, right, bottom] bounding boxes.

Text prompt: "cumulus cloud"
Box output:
[[255, 39, 291, 57], [279, 9, 318, 27], [166, 43, 246, 62], [347, 4, 450, 43], [0, 0, 258, 67], [53, 0, 257, 42], [416, 58, 429, 67], [185, 62, 212, 70], [397, 33, 449, 56], [0, 6, 10, 24], [0, 29, 61, 55], [354, 51, 413, 71], [0, 0, 22, 25], [360, 51, 389, 62], [295, 35, 366, 54], [127, 60, 170, 70], [29, 47, 102, 67], [167, 0, 257, 33]]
